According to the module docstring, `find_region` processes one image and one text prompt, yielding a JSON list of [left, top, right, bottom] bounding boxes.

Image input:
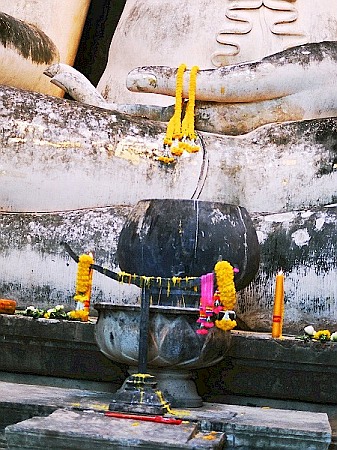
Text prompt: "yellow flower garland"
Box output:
[[68, 309, 89, 321], [214, 261, 236, 310], [71, 253, 94, 322], [163, 63, 186, 149], [180, 65, 200, 154], [214, 260, 237, 331], [162, 64, 199, 161], [74, 253, 94, 303]]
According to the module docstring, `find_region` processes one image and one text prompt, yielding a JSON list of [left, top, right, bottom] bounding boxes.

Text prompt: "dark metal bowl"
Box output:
[[117, 199, 260, 290]]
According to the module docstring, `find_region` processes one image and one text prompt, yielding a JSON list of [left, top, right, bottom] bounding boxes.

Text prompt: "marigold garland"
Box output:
[[68, 309, 89, 321], [161, 64, 199, 163], [180, 65, 200, 154], [74, 253, 94, 303], [73, 253, 94, 321], [214, 260, 237, 310], [196, 261, 238, 334], [214, 261, 237, 331], [215, 317, 237, 331], [163, 63, 186, 148]]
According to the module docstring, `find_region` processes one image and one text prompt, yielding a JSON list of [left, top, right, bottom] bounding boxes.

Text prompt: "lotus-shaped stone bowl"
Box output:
[[94, 302, 231, 407]]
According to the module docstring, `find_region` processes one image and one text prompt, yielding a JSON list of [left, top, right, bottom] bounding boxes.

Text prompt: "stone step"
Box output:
[[5, 409, 226, 450], [0, 380, 331, 450]]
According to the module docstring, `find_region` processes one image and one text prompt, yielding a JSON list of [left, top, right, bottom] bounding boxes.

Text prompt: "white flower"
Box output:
[[304, 325, 316, 336], [330, 332, 337, 342]]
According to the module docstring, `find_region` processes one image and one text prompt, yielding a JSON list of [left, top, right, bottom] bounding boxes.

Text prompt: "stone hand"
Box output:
[[126, 42, 337, 134]]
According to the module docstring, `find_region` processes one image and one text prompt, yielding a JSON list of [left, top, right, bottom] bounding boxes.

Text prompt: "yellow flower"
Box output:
[[163, 64, 186, 147], [181, 65, 199, 142], [157, 155, 175, 164], [215, 318, 237, 331], [313, 329, 331, 341], [67, 309, 89, 322], [171, 143, 184, 157]]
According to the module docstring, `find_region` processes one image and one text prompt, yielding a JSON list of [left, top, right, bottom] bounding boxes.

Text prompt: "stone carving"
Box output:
[[0, 0, 336, 335], [0, 0, 90, 96], [212, 0, 306, 66], [97, 0, 337, 106], [44, 41, 337, 135], [126, 41, 337, 134]]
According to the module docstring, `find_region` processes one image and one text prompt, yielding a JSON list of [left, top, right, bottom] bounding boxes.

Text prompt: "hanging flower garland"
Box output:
[[179, 65, 200, 154], [214, 260, 237, 332], [72, 253, 94, 321], [159, 64, 199, 164], [74, 253, 94, 302], [214, 260, 237, 310], [196, 260, 238, 334], [163, 63, 186, 150], [197, 272, 215, 335]]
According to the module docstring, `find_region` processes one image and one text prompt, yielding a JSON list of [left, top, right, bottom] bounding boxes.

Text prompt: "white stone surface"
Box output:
[[0, 85, 335, 214], [98, 0, 337, 106]]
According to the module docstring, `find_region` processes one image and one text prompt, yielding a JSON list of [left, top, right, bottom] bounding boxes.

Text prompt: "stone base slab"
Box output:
[[5, 409, 224, 450], [2, 389, 331, 450]]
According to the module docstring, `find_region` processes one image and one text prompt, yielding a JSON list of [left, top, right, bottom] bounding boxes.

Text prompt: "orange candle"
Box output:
[[272, 270, 284, 338]]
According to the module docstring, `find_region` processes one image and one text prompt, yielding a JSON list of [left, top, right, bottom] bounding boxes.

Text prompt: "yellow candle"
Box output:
[[272, 270, 284, 338]]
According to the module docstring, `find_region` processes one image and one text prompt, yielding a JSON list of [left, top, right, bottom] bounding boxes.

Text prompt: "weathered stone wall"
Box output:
[[2, 314, 337, 407], [0, 314, 125, 386], [241, 208, 337, 333], [1, 205, 335, 334], [198, 330, 337, 405]]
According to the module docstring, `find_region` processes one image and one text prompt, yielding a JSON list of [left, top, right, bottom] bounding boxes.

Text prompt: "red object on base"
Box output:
[[104, 411, 182, 425]]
